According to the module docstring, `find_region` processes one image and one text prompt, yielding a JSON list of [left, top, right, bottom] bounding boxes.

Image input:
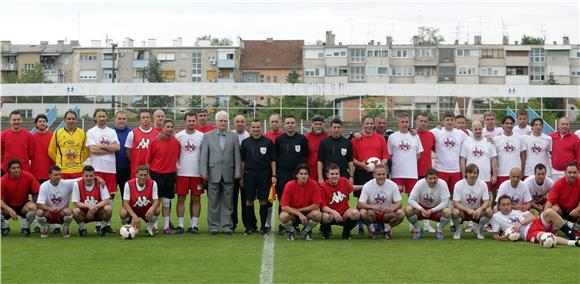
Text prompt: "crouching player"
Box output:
[[320, 164, 361, 240], [451, 164, 493, 240], [119, 165, 160, 237], [1, 159, 39, 237], [72, 165, 112, 237], [405, 168, 452, 240], [357, 164, 404, 239], [491, 195, 579, 247], [279, 164, 323, 241]]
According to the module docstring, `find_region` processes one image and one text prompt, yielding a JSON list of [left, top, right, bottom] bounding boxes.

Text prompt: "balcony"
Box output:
[[101, 60, 118, 69], [217, 59, 235, 68], [1, 63, 17, 71], [133, 78, 149, 83], [505, 75, 529, 85], [133, 60, 148, 69]]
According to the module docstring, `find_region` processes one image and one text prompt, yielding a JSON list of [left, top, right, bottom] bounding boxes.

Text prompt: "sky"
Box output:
[[1, 0, 578, 47]]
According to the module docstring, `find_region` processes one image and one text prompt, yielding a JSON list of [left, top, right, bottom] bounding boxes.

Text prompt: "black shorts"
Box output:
[[2, 203, 28, 219], [561, 209, 573, 222], [275, 170, 294, 199], [150, 171, 176, 199], [353, 169, 373, 198], [244, 170, 271, 201], [116, 168, 131, 197]]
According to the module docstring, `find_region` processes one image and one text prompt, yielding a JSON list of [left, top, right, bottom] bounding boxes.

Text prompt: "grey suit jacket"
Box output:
[[200, 129, 241, 183]]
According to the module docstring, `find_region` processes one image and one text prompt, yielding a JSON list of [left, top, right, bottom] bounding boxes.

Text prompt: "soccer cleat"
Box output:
[[145, 228, 155, 237], [575, 240, 580, 247], [41, 228, 49, 238], [99, 226, 109, 237], [342, 231, 352, 240], [303, 231, 313, 241], [474, 225, 485, 240], [287, 230, 296, 241], [436, 231, 444, 240], [103, 226, 115, 234], [368, 224, 376, 239], [320, 225, 331, 239], [260, 227, 270, 235], [465, 221, 474, 232], [152, 226, 159, 235], [412, 229, 423, 240], [453, 230, 461, 240], [78, 228, 87, 237], [424, 224, 436, 233], [51, 227, 61, 235], [244, 228, 254, 235], [483, 223, 493, 232], [384, 229, 392, 240], [1, 227, 10, 237], [63, 227, 71, 238], [21, 228, 31, 237], [95, 226, 101, 234], [450, 224, 456, 232], [173, 227, 185, 234], [163, 227, 174, 235], [191, 226, 200, 234]]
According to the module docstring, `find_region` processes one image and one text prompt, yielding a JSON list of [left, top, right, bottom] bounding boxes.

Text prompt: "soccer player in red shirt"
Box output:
[[72, 165, 113, 237], [279, 164, 324, 241], [194, 108, 216, 133], [125, 110, 159, 179], [153, 109, 165, 132], [549, 117, 580, 180], [1, 111, 32, 174], [120, 165, 160, 236], [545, 162, 580, 232], [264, 113, 284, 143], [304, 116, 329, 182], [320, 164, 361, 239], [30, 114, 54, 184], [1, 159, 39, 237], [415, 113, 435, 179]]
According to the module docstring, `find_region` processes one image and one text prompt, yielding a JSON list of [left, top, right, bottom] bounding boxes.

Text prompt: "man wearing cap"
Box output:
[[304, 116, 329, 182]]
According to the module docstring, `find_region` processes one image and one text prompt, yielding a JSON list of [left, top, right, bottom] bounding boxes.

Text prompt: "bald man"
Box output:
[[550, 117, 580, 180], [494, 168, 532, 211]]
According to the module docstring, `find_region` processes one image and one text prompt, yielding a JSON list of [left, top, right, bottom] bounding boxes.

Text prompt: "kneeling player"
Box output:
[[405, 168, 452, 240], [279, 164, 323, 241], [358, 164, 404, 239], [72, 165, 113, 237], [119, 165, 160, 236], [36, 165, 78, 238], [451, 164, 493, 240], [320, 164, 361, 240], [1, 159, 40, 236], [491, 195, 579, 247]]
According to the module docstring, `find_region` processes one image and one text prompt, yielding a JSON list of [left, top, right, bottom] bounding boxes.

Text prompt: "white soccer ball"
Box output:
[[538, 232, 556, 248], [365, 157, 381, 172], [503, 226, 520, 242], [120, 225, 137, 239]]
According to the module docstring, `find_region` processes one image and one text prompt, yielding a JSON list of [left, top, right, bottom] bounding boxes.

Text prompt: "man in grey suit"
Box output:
[[200, 111, 241, 235]]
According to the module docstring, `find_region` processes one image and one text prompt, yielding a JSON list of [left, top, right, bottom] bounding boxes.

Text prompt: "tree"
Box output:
[[521, 35, 544, 45], [145, 57, 164, 83], [286, 70, 300, 84], [196, 35, 233, 46], [144, 57, 173, 114], [413, 26, 444, 45], [4, 64, 45, 83]]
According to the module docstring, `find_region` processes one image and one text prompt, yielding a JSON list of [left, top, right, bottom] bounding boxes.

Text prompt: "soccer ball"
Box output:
[[538, 232, 556, 248], [365, 157, 381, 172], [503, 226, 520, 242], [120, 225, 137, 239]]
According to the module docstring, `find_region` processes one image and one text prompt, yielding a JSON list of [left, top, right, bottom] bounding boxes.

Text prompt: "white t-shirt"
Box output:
[[86, 126, 119, 173], [453, 179, 490, 210], [490, 210, 531, 239], [408, 178, 450, 211], [37, 179, 77, 210], [493, 133, 526, 177], [495, 180, 532, 206], [523, 175, 554, 204], [431, 128, 467, 173], [387, 131, 423, 179], [71, 181, 110, 204], [234, 130, 250, 145], [513, 125, 532, 136], [124, 127, 155, 148], [123, 180, 159, 201], [175, 129, 204, 177], [359, 179, 402, 209], [483, 127, 503, 139], [460, 137, 497, 182], [523, 134, 552, 177]]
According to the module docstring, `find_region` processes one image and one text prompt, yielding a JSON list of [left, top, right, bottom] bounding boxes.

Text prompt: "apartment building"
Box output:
[[239, 38, 303, 83]]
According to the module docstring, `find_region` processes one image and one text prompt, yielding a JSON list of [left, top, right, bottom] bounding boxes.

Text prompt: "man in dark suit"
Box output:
[[200, 111, 241, 234]]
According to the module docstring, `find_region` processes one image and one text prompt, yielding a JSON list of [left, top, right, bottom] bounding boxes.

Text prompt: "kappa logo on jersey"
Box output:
[[136, 138, 150, 149], [465, 194, 478, 205], [509, 216, 521, 224], [50, 194, 63, 205], [503, 142, 516, 153], [372, 193, 387, 204], [99, 136, 111, 145], [330, 190, 347, 205], [471, 146, 485, 158], [443, 137, 457, 149], [83, 196, 98, 205], [184, 140, 196, 152], [530, 142, 543, 154], [133, 196, 151, 207], [422, 195, 435, 206], [398, 139, 411, 152]]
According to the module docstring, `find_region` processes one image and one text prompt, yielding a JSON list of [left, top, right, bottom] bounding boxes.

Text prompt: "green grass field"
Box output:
[[2, 195, 579, 283]]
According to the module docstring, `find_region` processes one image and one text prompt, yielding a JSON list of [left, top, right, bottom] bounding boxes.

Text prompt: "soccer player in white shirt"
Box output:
[[493, 116, 526, 200], [358, 164, 404, 239], [388, 112, 423, 194], [405, 168, 452, 240], [175, 112, 204, 234], [120, 165, 160, 236], [460, 120, 498, 191], [71, 165, 112, 237], [455, 115, 472, 136], [495, 168, 532, 212], [482, 111, 503, 139], [523, 118, 552, 178], [491, 195, 580, 247], [513, 109, 532, 136], [451, 164, 493, 240], [523, 163, 554, 213]]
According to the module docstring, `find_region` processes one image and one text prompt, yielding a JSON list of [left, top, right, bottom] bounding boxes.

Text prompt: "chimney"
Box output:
[[563, 36, 570, 45], [70, 40, 80, 46], [325, 31, 335, 46], [474, 35, 482, 45], [454, 39, 459, 45], [124, 37, 134, 47], [40, 41, 49, 46], [105, 38, 113, 46], [266, 37, 274, 43], [502, 35, 509, 45], [514, 40, 519, 45], [57, 40, 64, 48], [338, 42, 342, 45], [147, 38, 156, 47], [368, 40, 374, 45], [172, 37, 182, 47], [386, 36, 393, 47], [91, 40, 101, 47], [377, 42, 381, 45], [553, 41, 557, 45]]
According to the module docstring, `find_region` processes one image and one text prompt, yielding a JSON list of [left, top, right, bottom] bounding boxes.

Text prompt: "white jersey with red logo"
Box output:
[[431, 128, 467, 173], [490, 210, 531, 239], [523, 175, 554, 203], [408, 178, 450, 210], [86, 126, 119, 174], [387, 131, 423, 179], [493, 134, 526, 177], [483, 127, 503, 139], [37, 179, 77, 211], [71, 179, 110, 204], [453, 179, 489, 210], [175, 129, 204, 177], [359, 179, 402, 209], [460, 137, 497, 182], [495, 180, 532, 206], [523, 134, 552, 177]]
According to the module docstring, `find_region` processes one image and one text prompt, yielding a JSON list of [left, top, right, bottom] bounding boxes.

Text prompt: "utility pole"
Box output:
[[111, 42, 118, 110]]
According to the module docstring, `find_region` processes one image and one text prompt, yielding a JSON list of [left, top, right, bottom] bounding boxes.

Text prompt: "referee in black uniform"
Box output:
[[240, 119, 276, 235], [317, 118, 354, 183]]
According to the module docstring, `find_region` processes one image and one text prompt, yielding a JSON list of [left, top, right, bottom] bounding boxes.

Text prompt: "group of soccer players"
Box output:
[[1, 107, 580, 247]]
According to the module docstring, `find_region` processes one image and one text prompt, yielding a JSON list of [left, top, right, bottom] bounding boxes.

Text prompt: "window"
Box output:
[[24, 64, 34, 70], [367, 48, 388, 58], [390, 66, 414, 76], [377, 67, 388, 75], [416, 48, 434, 57], [456, 49, 480, 57], [479, 67, 505, 76], [179, 70, 187, 78], [481, 48, 504, 58], [305, 50, 325, 59], [530, 66, 544, 81], [366, 66, 389, 75], [226, 53, 235, 60], [273, 76, 278, 83], [571, 67, 580, 77], [79, 70, 97, 80], [80, 53, 97, 61], [242, 72, 260, 83], [161, 70, 176, 80], [326, 49, 347, 57], [457, 66, 477, 75], [415, 66, 436, 76], [506, 66, 528, 75], [506, 50, 528, 57], [349, 48, 366, 62], [572, 50, 580, 58], [134, 50, 148, 60], [326, 66, 338, 76], [305, 68, 322, 77], [530, 48, 545, 63], [192, 52, 202, 82], [391, 49, 411, 58], [103, 70, 117, 80], [157, 53, 176, 61], [349, 66, 365, 81]]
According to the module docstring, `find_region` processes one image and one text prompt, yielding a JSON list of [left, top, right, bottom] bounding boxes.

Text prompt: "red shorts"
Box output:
[[438, 172, 462, 194], [176, 176, 204, 196], [79, 207, 106, 222], [493, 176, 510, 194], [374, 212, 385, 223], [48, 210, 66, 224], [534, 197, 547, 206], [61, 172, 82, 179], [96, 172, 117, 194], [485, 181, 492, 193], [417, 209, 441, 222], [131, 206, 152, 221], [392, 178, 418, 194], [526, 217, 555, 242], [459, 211, 476, 222]]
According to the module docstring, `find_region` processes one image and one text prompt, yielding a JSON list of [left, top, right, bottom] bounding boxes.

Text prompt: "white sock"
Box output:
[[191, 217, 199, 228], [95, 221, 101, 227], [283, 221, 295, 232], [438, 217, 450, 232], [19, 217, 27, 228], [385, 224, 392, 232], [567, 240, 576, 246], [63, 215, 74, 227], [266, 207, 273, 227], [304, 220, 319, 233], [163, 217, 170, 229], [178, 217, 184, 228], [423, 220, 430, 227], [55, 224, 62, 229]]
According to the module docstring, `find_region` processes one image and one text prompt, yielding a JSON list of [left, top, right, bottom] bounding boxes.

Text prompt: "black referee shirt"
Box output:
[[274, 132, 308, 172], [317, 135, 353, 178], [240, 135, 274, 171]]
